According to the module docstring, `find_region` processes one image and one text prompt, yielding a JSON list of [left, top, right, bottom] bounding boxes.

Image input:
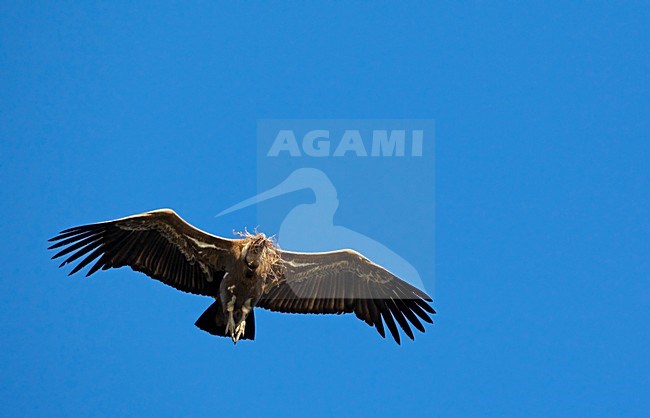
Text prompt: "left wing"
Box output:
[[257, 249, 435, 344]]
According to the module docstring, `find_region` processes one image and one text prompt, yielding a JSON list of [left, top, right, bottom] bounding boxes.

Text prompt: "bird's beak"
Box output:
[[216, 174, 304, 217]]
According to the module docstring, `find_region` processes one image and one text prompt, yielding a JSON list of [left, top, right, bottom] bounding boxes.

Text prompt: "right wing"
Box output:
[[48, 209, 236, 296]]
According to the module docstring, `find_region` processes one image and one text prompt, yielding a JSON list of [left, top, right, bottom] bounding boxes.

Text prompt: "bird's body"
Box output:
[[49, 209, 435, 344], [209, 231, 282, 342]]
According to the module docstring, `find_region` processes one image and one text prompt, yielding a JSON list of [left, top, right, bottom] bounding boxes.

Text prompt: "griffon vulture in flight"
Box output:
[[48, 209, 436, 344]]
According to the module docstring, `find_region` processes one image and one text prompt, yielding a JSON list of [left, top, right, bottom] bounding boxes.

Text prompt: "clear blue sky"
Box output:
[[1, 2, 648, 417]]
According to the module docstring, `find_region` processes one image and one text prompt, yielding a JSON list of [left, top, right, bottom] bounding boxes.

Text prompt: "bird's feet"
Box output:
[[224, 295, 236, 336], [226, 316, 237, 338], [230, 298, 252, 344], [232, 320, 246, 343]]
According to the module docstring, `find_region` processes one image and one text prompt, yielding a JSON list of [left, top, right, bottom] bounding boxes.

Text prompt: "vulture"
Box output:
[[48, 209, 436, 344]]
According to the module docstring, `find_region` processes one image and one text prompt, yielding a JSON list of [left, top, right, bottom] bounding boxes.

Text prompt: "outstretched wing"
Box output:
[[257, 249, 436, 344], [48, 209, 235, 296]]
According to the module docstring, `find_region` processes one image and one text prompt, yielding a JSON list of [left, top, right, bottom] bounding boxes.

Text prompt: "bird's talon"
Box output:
[[232, 320, 246, 342]]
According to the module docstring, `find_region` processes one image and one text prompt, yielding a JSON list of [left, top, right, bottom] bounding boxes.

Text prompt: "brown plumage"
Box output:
[[48, 209, 436, 344]]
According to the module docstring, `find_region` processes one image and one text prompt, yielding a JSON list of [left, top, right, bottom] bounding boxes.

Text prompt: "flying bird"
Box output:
[[48, 209, 436, 344]]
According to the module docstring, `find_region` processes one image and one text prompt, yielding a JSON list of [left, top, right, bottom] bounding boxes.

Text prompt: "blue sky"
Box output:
[[1, 2, 648, 417]]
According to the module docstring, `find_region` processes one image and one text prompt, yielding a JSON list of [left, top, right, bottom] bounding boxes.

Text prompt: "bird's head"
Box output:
[[238, 231, 282, 280], [243, 236, 266, 269]]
